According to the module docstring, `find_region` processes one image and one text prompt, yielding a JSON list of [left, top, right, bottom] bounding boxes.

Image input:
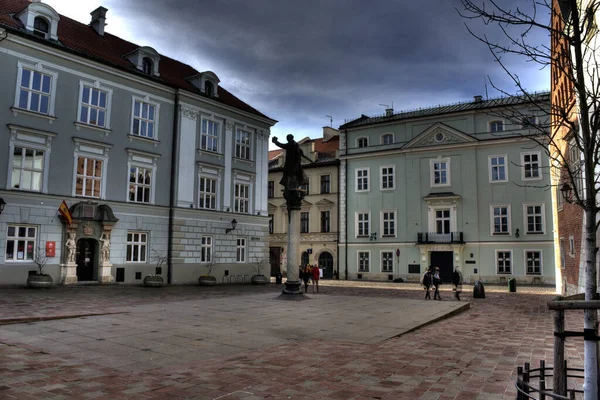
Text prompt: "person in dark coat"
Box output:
[[422, 266, 433, 300], [433, 266, 442, 300], [452, 266, 463, 300]]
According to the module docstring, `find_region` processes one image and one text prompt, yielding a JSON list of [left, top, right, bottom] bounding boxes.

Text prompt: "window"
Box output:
[[11, 146, 44, 192], [204, 81, 214, 97], [320, 175, 331, 194], [431, 159, 450, 186], [79, 86, 108, 128], [198, 176, 217, 210], [557, 183, 565, 211], [128, 166, 152, 203], [522, 116, 538, 128], [381, 166, 395, 190], [491, 206, 510, 234], [268, 181, 274, 198], [525, 204, 544, 234], [489, 155, 507, 182], [358, 251, 370, 272], [126, 232, 147, 263], [17, 67, 52, 114], [569, 236, 575, 257], [300, 180, 310, 195], [496, 250, 512, 274], [301, 212, 309, 233], [522, 152, 541, 180], [33, 17, 49, 38], [525, 250, 542, 275], [142, 57, 153, 75], [132, 99, 157, 139], [435, 209, 451, 234], [269, 214, 274, 234], [201, 119, 219, 152], [235, 129, 251, 159], [489, 120, 504, 133], [235, 183, 250, 213], [321, 211, 330, 233], [356, 168, 369, 192], [381, 251, 393, 273], [5, 225, 36, 261], [382, 211, 395, 237], [382, 133, 394, 145], [357, 137, 368, 148], [569, 141, 583, 194], [236, 238, 246, 262], [357, 212, 370, 237], [76, 157, 103, 198], [200, 236, 212, 262]]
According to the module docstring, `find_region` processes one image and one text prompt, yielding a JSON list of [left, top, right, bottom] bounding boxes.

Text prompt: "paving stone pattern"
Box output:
[[0, 282, 585, 399]]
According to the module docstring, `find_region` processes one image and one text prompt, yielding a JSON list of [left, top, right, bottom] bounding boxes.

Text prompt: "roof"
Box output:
[[268, 149, 283, 160], [0, 0, 274, 121], [340, 92, 550, 129]]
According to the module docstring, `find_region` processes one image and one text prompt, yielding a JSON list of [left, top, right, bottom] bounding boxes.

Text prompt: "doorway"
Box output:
[[318, 252, 334, 279], [76, 239, 97, 281], [269, 247, 281, 277], [430, 251, 453, 283]]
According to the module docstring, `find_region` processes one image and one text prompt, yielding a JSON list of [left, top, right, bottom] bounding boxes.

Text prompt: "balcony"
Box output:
[[417, 232, 464, 244]]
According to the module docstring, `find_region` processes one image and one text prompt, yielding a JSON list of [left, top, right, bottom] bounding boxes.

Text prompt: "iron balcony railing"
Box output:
[[417, 232, 464, 244]]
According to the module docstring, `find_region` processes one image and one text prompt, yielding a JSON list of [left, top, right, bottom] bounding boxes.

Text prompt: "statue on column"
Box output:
[[65, 232, 76, 264], [100, 232, 111, 263], [272, 134, 308, 210]]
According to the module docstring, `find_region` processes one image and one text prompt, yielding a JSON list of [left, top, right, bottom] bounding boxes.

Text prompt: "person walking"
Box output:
[[452, 266, 463, 300], [302, 264, 311, 293], [433, 266, 442, 300], [311, 264, 320, 293], [422, 266, 433, 300]]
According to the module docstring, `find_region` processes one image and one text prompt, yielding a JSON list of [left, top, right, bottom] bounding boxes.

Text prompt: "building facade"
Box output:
[[339, 95, 556, 285], [268, 127, 340, 278], [0, 0, 275, 285]]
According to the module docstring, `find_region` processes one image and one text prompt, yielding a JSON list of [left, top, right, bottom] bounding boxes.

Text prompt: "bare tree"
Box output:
[[150, 249, 167, 274], [33, 246, 49, 275], [459, 1, 600, 397]]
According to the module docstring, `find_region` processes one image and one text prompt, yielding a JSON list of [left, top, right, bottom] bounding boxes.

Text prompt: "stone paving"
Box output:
[[0, 281, 585, 399]]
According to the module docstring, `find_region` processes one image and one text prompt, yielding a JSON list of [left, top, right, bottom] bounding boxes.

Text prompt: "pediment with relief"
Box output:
[[404, 123, 477, 149]]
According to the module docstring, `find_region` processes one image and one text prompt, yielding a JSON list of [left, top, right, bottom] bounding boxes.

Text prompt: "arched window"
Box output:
[[357, 137, 368, 148], [142, 57, 153, 75], [204, 81, 214, 97], [318, 252, 334, 279], [381, 133, 394, 145], [33, 17, 49, 39]]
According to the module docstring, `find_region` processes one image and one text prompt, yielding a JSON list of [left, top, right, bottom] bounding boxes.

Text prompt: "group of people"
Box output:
[[422, 265, 463, 300], [299, 264, 320, 293]]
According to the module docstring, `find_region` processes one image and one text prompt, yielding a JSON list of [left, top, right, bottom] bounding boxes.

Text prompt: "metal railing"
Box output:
[[516, 360, 582, 399], [417, 232, 464, 244]]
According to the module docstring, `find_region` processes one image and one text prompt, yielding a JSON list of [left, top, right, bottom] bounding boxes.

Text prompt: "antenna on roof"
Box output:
[[325, 115, 333, 127], [484, 76, 489, 100]]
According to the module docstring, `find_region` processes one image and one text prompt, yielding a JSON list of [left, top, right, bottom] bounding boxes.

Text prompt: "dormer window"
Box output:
[[33, 17, 49, 38], [142, 58, 153, 75], [124, 47, 160, 77], [205, 81, 214, 97], [185, 71, 220, 98]]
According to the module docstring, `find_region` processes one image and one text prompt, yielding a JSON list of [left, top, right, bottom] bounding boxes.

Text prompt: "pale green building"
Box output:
[[338, 94, 555, 286]]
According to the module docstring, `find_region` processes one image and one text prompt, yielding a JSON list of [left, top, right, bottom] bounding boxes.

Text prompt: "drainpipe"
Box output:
[[344, 129, 348, 280], [167, 91, 180, 284]]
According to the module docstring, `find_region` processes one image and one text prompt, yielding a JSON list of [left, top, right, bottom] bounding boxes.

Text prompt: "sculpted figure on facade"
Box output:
[[272, 134, 308, 191], [65, 232, 76, 264], [100, 232, 111, 263]]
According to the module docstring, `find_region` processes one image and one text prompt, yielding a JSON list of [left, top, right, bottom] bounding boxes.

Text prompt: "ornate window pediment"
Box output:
[[404, 123, 476, 149]]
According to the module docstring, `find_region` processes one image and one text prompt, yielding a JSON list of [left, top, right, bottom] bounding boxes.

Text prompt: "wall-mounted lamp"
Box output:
[[225, 218, 237, 234], [560, 182, 573, 203], [0, 198, 5, 215], [369, 232, 377, 241], [515, 228, 520, 238]]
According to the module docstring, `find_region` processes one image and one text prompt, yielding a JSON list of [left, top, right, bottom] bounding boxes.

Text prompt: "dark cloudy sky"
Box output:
[[46, 0, 550, 148]]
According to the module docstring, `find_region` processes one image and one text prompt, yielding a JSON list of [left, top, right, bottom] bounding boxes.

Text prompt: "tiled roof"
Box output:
[[340, 92, 550, 129], [0, 0, 274, 121], [268, 149, 283, 160]]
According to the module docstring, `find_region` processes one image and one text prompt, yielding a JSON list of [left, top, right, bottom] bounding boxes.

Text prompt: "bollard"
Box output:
[[473, 281, 486, 298], [508, 277, 517, 292]]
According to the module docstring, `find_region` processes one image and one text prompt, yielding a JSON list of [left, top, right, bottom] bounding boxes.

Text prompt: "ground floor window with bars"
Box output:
[[126, 232, 147, 262], [358, 251, 370, 272], [381, 251, 393, 272], [525, 251, 542, 275], [496, 250, 511, 274], [5, 225, 36, 261]]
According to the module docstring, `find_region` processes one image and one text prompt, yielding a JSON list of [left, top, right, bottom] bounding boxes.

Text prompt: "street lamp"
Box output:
[[0, 198, 5, 215], [560, 183, 573, 203], [225, 218, 237, 234]]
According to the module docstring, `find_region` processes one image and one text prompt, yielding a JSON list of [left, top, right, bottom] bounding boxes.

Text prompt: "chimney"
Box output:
[[385, 108, 393, 117], [90, 7, 107, 36], [473, 95, 483, 103]]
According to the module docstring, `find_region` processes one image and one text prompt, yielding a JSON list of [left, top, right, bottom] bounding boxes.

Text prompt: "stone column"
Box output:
[[282, 208, 301, 294]]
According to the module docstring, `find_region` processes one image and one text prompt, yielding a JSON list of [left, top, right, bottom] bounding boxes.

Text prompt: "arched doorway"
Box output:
[[76, 239, 98, 281], [301, 251, 309, 267], [318, 252, 334, 279]]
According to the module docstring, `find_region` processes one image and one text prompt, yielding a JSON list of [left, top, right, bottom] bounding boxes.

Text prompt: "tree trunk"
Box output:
[[583, 205, 598, 400]]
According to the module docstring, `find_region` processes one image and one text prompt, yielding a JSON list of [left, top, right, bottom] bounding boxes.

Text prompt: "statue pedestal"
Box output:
[[60, 263, 78, 284], [281, 204, 304, 297], [99, 263, 113, 283]]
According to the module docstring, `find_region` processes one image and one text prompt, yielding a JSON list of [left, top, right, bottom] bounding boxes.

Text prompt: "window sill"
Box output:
[[525, 231, 544, 235], [381, 235, 396, 238], [11, 107, 56, 124], [128, 134, 160, 147], [522, 177, 543, 181], [490, 180, 508, 184], [356, 235, 369, 238], [355, 190, 370, 193], [431, 184, 451, 188], [233, 157, 255, 167], [525, 273, 542, 276], [74, 122, 112, 137], [496, 272, 512, 275], [197, 148, 223, 159], [492, 232, 510, 236], [380, 187, 395, 191]]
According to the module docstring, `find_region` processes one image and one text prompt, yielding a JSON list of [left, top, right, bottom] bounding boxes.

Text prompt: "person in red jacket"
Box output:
[[311, 264, 320, 293]]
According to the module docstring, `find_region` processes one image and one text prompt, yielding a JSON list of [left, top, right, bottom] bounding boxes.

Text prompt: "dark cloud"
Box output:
[[105, 0, 550, 143]]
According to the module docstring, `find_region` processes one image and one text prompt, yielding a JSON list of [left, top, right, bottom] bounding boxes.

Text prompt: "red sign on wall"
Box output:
[[46, 241, 56, 257]]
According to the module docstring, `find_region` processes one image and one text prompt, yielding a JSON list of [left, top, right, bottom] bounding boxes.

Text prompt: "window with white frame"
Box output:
[[381, 251, 393, 272], [75, 156, 103, 198], [382, 133, 394, 145], [356, 168, 369, 191], [5, 225, 36, 262], [569, 236, 575, 257], [235, 182, 250, 213], [489, 120, 504, 133], [525, 250, 542, 275], [236, 238, 246, 262], [435, 209, 451, 234], [301, 212, 309, 233], [201, 236, 212, 262], [525, 204, 544, 234], [522, 152, 541, 180], [358, 251, 370, 272], [320, 175, 330, 194], [128, 166, 152, 203], [79, 84, 109, 128], [201, 119, 219, 152], [126, 232, 147, 263], [491, 205, 510, 234], [235, 129, 251, 159], [382, 211, 395, 237], [321, 211, 330, 233], [199, 176, 217, 210], [11, 146, 44, 192], [356, 212, 370, 237], [496, 250, 512, 274], [131, 98, 157, 139], [431, 158, 450, 186], [381, 166, 395, 190], [15, 65, 55, 115], [357, 137, 368, 148], [489, 155, 507, 182]]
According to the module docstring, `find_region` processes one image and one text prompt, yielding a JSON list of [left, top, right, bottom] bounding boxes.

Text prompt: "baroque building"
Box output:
[[0, 0, 276, 285], [268, 127, 340, 278], [339, 95, 556, 286]]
